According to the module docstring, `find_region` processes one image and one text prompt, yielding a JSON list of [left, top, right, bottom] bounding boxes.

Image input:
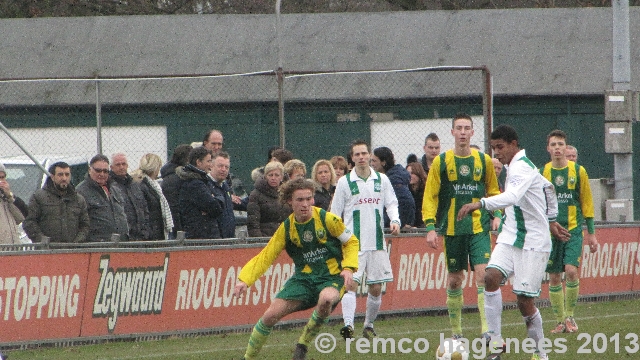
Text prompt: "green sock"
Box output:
[[244, 318, 272, 360], [565, 280, 580, 317], [447, 288, 463, 336], [298, 310, 328, 346], [477, 286, 488, 333], [549, 284, 565, 323]]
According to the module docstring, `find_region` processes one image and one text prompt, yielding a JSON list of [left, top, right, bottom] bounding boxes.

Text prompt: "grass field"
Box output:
[[8, 298, 640, 360]]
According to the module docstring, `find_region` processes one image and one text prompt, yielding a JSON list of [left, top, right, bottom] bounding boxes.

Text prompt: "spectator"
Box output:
[[311, 159, 336, 211], [178, 147, 224, 239], [421, 132, 441, 174], [330, 155, 349, 181], [492, 157, 506, 193], [406, 153, 419, 166], [77, 154, 129, 242], [160, 144, 192, 237], [284, 159, 307, 181], [406, 162, 427, 228], [110, 153, 150, 240], [0, 163, 25, 244], [202, 129, 247, 200], [370, 146, 416, 228], [247, 161, 291, 237], [210, 151, 248, 238], [566, 145, 578, 162], [24, 162, 89, 243], [133, 154, 174, 240], [271, 148, 294, 165], [251, 146, 285, 182]]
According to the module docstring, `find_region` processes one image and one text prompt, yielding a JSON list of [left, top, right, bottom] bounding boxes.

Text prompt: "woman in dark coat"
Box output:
[[247, 161, 292, 237], [406, 162, 427, 228], [134, 153, 174, 240], [311, 159, 336, 211], [370, 146, 416, 228]]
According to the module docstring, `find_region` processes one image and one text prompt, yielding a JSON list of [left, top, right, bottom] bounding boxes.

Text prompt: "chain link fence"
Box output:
[[0, 67, 491, 203]]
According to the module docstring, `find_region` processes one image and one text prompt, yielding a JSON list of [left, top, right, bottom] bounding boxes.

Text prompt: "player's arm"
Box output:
[[422, 156, 443, 248], [329, 177, 347, 218], [234, 224, 287, 296], [325, 211, 359, 271], [483, 154, 503, 229], [578, 166, 598, 252]]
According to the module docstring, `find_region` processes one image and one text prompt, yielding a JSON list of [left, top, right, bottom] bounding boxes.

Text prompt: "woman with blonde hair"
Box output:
[[311, 159, 336, 210], [133, 153, 174, 240], [247, 161, 292, 237]]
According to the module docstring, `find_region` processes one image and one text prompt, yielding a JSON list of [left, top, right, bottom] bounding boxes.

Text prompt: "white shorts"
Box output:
[[487, 243, 550, 297], [353, 250, 394, 285]]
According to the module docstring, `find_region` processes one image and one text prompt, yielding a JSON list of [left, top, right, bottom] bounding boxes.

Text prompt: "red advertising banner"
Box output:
[[0, 253, 90, 342], [0, 226, 638, 345]]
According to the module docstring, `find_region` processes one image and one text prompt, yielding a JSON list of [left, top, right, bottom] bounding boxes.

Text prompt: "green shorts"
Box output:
[[276, 274, 345, 311], [546, 227, 584, 273], [444, 233, 491, 273]]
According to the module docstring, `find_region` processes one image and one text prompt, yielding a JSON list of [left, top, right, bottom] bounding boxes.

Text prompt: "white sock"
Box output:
[[524, 308, 545, 354], [364, 293, 381, 328], [341, 291, 356, 327], [484, 288, 503, 341]]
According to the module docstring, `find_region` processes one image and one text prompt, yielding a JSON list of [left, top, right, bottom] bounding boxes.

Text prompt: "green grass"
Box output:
[[8, 298, 640, 359]]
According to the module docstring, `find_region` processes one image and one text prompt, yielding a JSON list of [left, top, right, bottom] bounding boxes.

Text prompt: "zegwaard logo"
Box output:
[[459, 165, 470, 176], [93, 254, 169, 333], [554, 175, 565, 187]]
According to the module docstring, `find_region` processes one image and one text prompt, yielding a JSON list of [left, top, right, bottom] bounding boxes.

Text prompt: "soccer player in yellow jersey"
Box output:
[[542, 130, 598, 334], [422, 113, 502, 340], [233, 178, 359, 360]]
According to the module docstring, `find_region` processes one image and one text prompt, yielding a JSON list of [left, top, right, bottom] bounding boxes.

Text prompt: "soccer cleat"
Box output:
[[452, 333, 464, 340], [340, 325, 354, 340], [480, 332, 492, 346], [292, 343, 307, 360], [550, 322, 566, 334], [485, 354, 501, 360], [362, 326, 377, 339], [565, 316, 578, 333]]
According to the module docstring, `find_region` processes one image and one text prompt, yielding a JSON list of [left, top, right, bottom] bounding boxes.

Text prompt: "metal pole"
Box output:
[[0, 122, 51, 177], [612, 0, 633, 208], [482, 66, 493, 155], [95, 78, 103, 155], [275, 0, 285, 148]]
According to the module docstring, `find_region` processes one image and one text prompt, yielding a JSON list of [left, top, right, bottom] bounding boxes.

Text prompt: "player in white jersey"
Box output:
[[330, 139, 400, 340], [457, 125, 570, 360]]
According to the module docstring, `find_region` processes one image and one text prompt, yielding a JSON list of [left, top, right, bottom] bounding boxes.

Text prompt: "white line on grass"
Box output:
[[101, 311, 639, 359]]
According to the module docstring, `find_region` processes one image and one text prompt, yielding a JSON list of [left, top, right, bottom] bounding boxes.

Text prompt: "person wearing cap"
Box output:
[[23, 161, 90, 243], [0, 162, 26, 244]]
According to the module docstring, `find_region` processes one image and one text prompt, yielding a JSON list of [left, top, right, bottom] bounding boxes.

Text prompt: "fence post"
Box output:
[[95, 77, 103, 155], [277, 67, 285, 148]]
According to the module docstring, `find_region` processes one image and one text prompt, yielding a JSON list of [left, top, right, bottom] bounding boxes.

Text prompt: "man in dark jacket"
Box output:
[[178, 147, 225, 239], [160, 144, 192, 237], [110, 153, 150, 240], [76, 154, 129, 242], [24, 162, 90, 243], [210, 151, 248, 238]]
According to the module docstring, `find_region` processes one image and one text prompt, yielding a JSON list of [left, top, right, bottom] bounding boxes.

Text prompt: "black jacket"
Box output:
[[139, 177, 166, 240], [110, 172, 150, 240], [178, 165, 224, 239], [247, 176, 291, 237], [211, 178, 247, 238], [384, 164, 416, 228]]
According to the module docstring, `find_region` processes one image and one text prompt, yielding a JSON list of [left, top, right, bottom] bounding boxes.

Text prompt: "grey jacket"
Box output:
[[76, 175, 129, 242], [24, 179, 90, 243]]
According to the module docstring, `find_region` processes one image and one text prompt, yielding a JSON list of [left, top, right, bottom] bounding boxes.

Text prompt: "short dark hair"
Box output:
[[491, 124, 519, 144], [271, 148, 294, 164], [547, 129, 567, 144], [425, 133, 439, 144], [89, 154, 109, 166], [267, 146, 281, 162], [48, 161, 70, 175], [279, 178, 316, 205], [373, 146, 395, 172], [170, 144, 193, 166], [188, 147, 212, 166], [452, 112, 473, 128], [349, 139, 370, 158]]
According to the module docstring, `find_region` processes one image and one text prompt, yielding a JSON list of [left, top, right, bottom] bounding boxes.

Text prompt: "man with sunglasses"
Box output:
[[77, 154, 129, 242]]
